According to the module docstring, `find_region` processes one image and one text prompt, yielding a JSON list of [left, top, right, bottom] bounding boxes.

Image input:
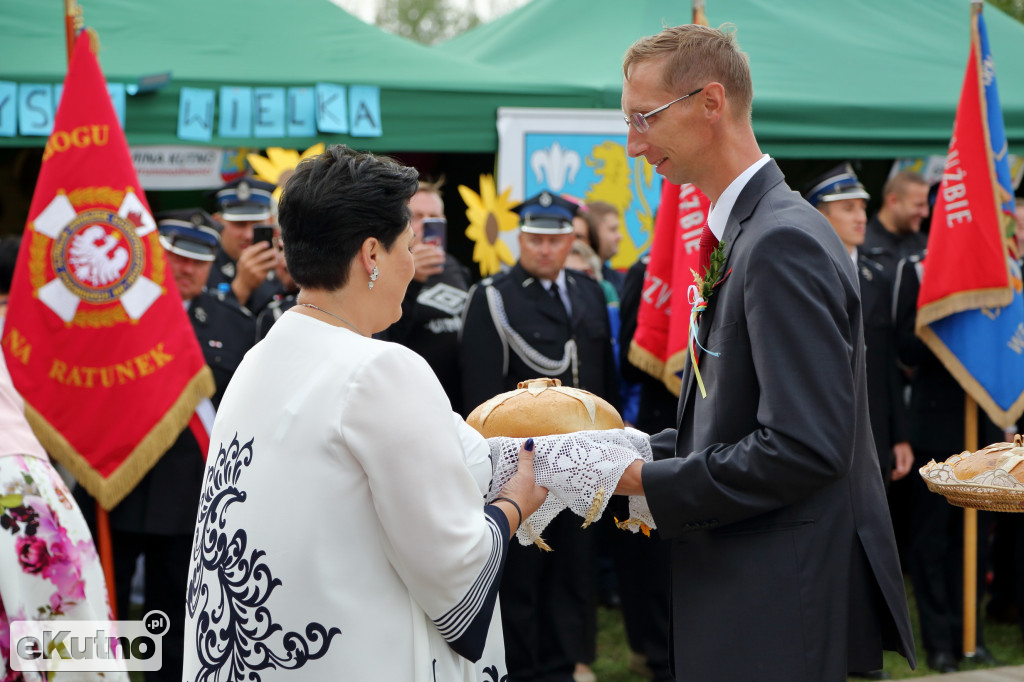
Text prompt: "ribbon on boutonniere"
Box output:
[[687, 240, 730, 398]]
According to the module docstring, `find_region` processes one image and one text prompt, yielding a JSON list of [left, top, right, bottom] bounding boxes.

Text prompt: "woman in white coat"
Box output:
[[182, 145, 547, 682]]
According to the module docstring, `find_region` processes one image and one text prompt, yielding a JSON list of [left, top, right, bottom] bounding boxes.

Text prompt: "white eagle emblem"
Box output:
[[33, 195, 162, 323], [68, 224, 130, 286]]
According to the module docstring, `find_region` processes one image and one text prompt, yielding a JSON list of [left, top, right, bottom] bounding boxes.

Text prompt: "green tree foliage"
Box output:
[[375, 0, 482, 45], [989, 0, 1024, 21]]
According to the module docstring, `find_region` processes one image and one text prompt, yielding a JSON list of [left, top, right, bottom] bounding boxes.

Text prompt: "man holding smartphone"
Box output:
[[378, 178, 471, 414], [207, 178, 283, 314]]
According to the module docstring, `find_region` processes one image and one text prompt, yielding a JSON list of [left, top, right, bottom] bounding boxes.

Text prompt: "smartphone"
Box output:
[[252, 225, 274, 246], [421, 217, 447, 250]]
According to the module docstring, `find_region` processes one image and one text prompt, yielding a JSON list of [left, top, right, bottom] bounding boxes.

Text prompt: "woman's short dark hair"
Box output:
[[278, 145, 419, 290]]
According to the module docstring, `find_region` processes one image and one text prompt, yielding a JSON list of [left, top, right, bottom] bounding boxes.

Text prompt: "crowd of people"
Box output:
[[2, 21, 1024, 682]]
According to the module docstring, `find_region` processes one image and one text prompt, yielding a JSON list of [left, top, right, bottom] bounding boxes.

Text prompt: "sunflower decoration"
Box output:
[[458, 174, 519, 277], [246, 144, 325, 203]]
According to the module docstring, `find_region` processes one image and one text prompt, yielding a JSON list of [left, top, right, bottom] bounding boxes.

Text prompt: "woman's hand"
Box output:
[[491, 439, 549, 536]]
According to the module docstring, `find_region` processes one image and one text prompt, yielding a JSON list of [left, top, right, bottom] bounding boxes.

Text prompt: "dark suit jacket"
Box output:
[[859, 255, 909, 481], [460, 263, 617, 411], [644, 162, 915, 680]]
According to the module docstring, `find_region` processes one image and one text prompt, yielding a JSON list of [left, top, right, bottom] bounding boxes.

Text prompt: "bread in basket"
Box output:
[[919, 435, 1024, 512]]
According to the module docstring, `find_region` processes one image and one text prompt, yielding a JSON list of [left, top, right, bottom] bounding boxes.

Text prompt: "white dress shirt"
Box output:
[[707, 154, 772, 241]]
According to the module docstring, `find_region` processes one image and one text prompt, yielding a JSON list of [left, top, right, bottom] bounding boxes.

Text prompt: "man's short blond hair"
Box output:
[[416, 176, 445, 211], [623, 24, 753, 120], [883, 170, 927, 200]]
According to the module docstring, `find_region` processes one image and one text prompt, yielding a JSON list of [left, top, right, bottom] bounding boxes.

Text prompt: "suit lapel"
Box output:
[[677, 160, 787, 421]]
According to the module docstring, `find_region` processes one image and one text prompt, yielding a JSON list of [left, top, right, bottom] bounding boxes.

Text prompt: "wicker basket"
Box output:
[[919, 437, 1024, 513]]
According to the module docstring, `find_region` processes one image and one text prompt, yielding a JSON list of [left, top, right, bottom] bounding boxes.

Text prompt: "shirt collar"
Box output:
[[707, 154, 771, 241], [541, 269, 568, 292]]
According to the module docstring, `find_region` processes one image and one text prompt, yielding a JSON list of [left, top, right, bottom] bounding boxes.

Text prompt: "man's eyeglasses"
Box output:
[[624, 87, 704, 133]]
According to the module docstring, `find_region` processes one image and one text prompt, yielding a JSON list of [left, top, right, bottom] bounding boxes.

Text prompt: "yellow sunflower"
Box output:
[[458, 174, 519, 277], [246, 144, 325, 202]]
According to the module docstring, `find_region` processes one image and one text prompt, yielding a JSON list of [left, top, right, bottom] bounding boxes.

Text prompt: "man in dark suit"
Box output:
[[614, 25, 915, 680], [804, 163, 913, 487], [77, 210, 255, 682], [460, 191, 617, 682]]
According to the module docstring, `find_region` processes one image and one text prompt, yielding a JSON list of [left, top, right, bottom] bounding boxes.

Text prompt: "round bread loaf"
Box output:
[[466, 377, 623, 438], [950, 437, 1024, 483]]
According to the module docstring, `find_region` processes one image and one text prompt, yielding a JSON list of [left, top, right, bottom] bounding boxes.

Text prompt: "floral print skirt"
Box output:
[[0, 452, 126, 682]]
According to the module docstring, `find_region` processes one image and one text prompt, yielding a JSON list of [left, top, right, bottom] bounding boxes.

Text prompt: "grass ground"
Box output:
[[589, 580, 1024, 681], [132, 581, 1023, 682]]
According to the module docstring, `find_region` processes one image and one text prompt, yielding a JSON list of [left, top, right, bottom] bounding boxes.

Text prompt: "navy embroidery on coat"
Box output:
[[186, 434, 340, 682]]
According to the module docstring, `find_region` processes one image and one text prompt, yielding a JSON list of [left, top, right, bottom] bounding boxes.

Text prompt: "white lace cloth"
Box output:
[[486, 427, 656, 547]]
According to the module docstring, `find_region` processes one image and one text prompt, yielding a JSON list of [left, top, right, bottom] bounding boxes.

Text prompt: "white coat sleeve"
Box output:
[[340, 343, 507, 662]]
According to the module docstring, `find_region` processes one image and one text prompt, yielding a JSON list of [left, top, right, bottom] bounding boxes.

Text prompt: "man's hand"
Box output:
[[891, 441, 914, 481], [231, 241, 277, 305], [411, 242, 445, 282], [615, 460, 645, 496]]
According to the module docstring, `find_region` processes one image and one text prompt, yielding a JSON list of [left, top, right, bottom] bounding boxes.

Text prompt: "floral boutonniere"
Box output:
[[686, 240, 729, 399], [691, 239, 730, 302]]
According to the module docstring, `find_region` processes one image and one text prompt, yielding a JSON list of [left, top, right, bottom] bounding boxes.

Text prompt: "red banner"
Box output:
[[1, 33, 214, 509], [629, 180, 710, 396], [916, 25, 1010, 317]]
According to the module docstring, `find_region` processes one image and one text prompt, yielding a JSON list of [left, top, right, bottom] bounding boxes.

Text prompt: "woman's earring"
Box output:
[[368, 265, 379, 290]]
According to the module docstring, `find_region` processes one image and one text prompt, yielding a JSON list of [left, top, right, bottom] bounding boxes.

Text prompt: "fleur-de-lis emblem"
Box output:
[[530, 142, 580, 192]]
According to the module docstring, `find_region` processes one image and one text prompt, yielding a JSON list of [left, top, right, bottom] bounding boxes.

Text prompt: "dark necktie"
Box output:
[[698, 224, 719, 277], [549, 283, 568, 320]]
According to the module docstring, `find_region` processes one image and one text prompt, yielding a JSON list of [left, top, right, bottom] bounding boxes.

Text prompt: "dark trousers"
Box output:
[[906, 449, 987, 657], [500, 511, 596, 682], [111, 530, 193, 682], [613, 525, 673, 681]]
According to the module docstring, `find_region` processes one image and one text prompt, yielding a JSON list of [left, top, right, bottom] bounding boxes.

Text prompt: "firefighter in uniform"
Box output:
[[460, 191, 617, 682], [76, 209, 255, 682], [207, 178, 283, 314]]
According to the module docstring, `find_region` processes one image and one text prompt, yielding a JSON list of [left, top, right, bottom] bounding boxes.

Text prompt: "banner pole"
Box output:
[[962, 393, 979, 657], [96, 502, 118, 619], [63, 0, 79, 63]]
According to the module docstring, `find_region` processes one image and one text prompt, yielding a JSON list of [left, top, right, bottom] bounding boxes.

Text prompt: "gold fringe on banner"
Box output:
[[628, 340, 667, 382], [25, 365, 215, 510], [916, 325, 1024, 430], [916, 287, 1013, 331], [664, 349, 690, 398]]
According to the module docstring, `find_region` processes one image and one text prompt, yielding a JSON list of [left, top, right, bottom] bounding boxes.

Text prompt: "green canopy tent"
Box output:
[[0, 0, 600, 152], [438, 0, 1024, 159]]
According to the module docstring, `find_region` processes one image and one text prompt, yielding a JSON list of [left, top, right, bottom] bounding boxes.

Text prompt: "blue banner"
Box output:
[[524, 133, 661, 270]]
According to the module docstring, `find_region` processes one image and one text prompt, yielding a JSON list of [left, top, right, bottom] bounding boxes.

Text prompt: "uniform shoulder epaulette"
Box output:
[[859, 256, 885, 273], [210, 291, 253, 318]]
